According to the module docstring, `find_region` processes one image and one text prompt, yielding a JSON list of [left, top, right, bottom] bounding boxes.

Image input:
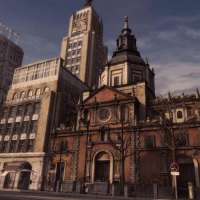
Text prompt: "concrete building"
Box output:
[[60, 1, 107, 88], [0, 35, 24, 99], [0, 57, 88, 190]]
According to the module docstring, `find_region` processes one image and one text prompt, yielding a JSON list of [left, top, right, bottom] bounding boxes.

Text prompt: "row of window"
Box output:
[[68, 41, 82, 49], [13, 62, 59, 84], [74, 11, 89, 21], [1, 103, 40, 118], [66, 57, 81, 65], [12, 88, 49, 101], [144, 134, 188, 148], [67, 65, 80, 76], [0, 138, 35, 153], [0, 121, 37, 135]]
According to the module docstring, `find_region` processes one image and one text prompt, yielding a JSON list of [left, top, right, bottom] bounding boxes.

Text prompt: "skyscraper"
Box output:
[[60, 1, 107, 88], [0, 35, 23, 100]]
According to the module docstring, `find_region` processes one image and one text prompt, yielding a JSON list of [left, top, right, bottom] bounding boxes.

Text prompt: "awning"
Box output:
[[1, 171, 8, 176]]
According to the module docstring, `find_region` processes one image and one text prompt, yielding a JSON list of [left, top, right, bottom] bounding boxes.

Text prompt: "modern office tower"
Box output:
[[60, 2, 107, 88], [0, 35, 23, 100], [0, 57, 87, 190]]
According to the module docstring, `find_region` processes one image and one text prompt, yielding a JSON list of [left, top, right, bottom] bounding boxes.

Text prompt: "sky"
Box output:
[[0, 0, 200, 96]]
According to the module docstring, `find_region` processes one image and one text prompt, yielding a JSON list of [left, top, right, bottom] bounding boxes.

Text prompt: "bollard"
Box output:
[[188, 182, 194, 200]]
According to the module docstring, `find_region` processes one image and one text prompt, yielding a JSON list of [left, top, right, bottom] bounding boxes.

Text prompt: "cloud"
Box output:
[[154, 62, 200, 95]]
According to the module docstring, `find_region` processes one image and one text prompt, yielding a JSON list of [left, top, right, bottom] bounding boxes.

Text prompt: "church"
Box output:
[[49, 10, 200, 199]]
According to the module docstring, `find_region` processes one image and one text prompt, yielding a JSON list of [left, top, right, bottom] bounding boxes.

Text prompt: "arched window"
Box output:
[[28, 90, 33, 97], [35, 88, 40, 96], [177, 111, 183, 119], [13, 93, 18, 100], [44, 87, 49, 93], [20, 91, 25, 98]]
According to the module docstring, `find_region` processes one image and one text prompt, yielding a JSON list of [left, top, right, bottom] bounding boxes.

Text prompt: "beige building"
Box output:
[[0, 57, 88, 190], [60, 2, 107, 88], [0, 35, 24, 99]]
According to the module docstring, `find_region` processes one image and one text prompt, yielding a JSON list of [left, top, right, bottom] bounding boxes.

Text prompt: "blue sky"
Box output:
[[0, 0, 200, 95]]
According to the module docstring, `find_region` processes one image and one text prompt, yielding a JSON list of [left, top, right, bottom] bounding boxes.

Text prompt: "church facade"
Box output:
[[49, 17, 200, 197]]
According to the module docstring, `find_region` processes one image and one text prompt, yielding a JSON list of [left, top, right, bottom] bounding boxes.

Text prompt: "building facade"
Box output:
[[60, 1, 107, 88], [50, 17, 155, 194], [0, 35, 24, 99], [50, 18, 200, 198], [0, 57, 88, 190]]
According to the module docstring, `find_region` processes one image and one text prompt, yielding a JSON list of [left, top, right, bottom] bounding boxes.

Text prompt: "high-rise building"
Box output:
[[60, 1, 107, 88], [0, 57, 88, 190], [0, 35, 23, 100]]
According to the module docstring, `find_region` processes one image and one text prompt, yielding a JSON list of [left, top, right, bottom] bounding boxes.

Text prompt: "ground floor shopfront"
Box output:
[[0, 152, 46, 190]]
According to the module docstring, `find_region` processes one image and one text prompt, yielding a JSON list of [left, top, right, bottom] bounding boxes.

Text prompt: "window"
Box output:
[[1, 141, 8, 153], [21, 122, 29, 133], [27, 139, 34, 152], [44, 87, 49, 93], [0, 125, 4, 135], [9, 107, 15, 117], [145, 136, 155, 148], [17, 140, 26, 152], [68, 43, 72, 49], [78, 41, 82, 46], [10, 140, 17, 153], [73, 42, 77, 48], [30, 121, 37, 133], [76, 57, 81, 63], [13, 122, 21, 134], [114, 77, 119, 86], [24, 104, 32, 115], [178, 133, 188, 146], [5, 123, 12, 134], [20, 91, 25, 98], [28, 90, 33, 97], [77, 49, 81, 55], [99, 126, 107, 142], [98, 108, 111, 122], [33, 103, 40, 114], [2, 108, 8, 118], [35, 88, 40, 96], [177, 111, 183, 119], [16, 105, 23, 116], [13, 93, 18, 100]]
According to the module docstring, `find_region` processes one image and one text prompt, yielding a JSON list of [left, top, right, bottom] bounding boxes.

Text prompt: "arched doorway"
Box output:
[[17, 161, 32, 190], [93, 151, 112, 183], [177, 154, 196, 197], [95, 152, 110, 182]]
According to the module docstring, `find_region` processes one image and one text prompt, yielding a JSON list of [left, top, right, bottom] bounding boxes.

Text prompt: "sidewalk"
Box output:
[[0, 189, 188, 200]]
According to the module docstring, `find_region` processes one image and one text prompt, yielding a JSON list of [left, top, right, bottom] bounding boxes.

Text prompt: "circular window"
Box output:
[[98, 108, 111, 122]]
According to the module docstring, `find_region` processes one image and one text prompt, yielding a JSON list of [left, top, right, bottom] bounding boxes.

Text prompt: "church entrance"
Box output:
[[94, 152, 110, 182], [93, 151, 111, 194], [95, 160, 110, 182]]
